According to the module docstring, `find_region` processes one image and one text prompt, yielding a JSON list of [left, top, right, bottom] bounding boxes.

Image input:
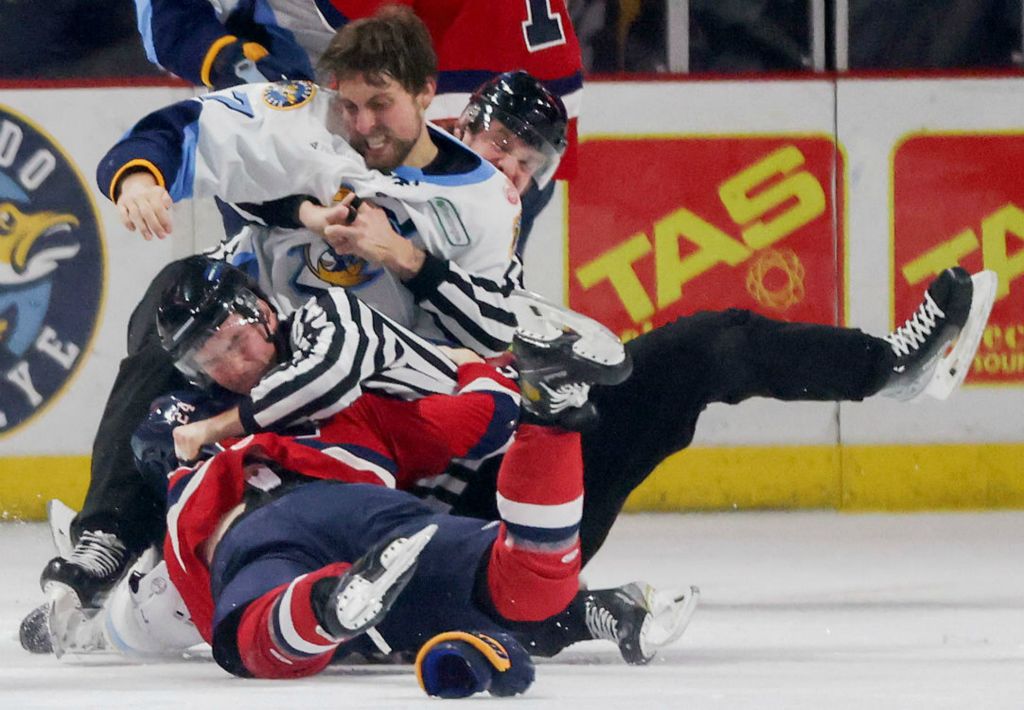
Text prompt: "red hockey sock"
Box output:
[[487, 424, 583, 621], [235, 562, 352, 679]]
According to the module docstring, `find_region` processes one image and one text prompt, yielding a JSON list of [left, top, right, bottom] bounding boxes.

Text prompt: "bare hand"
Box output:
[[172, 420, 209, 462], [297, 192, 358, 235], [321, 199, 425, 279], [116, 172, 173, 240], [437, 345, 485, 366]]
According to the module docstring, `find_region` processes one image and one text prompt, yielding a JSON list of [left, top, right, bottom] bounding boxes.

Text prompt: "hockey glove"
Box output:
[[207, 36, 305, 89], [415, 630, 534, 698]]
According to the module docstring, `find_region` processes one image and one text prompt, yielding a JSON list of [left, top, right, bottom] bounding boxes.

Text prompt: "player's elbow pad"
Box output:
[[415, 630, 534, 698]]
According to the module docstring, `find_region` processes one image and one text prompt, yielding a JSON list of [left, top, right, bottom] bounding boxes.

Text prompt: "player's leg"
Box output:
[[21, 260, 191, 652], [484, 422, 698, 665], [45, 549, 203, 660], [209, 484, 436, 678], [482, 424, 585, 623], [578, 266, 993, 562]]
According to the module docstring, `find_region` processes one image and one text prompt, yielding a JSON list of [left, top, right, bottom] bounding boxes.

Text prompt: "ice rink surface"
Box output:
[[2, 511, 1022, 709]]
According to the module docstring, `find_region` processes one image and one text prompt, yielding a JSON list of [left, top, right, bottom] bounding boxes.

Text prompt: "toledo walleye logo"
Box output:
[[263, 81, 316, 110], [304, 187, 383, 289], [0, 105, 103, 436]]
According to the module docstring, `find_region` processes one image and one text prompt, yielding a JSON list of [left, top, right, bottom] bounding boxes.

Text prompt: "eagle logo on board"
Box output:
[[0, 104, 104, 436]]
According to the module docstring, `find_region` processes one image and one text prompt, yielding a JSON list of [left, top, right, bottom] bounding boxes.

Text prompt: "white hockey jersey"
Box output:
[[98, 80, 523, 354]]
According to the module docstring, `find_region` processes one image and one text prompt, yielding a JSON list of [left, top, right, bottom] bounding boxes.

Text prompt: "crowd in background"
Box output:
[[0, 0, 1021, 80]]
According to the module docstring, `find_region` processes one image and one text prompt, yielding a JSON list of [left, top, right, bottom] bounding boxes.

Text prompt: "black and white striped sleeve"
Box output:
[[404, 253, 523, 357], [237, 290, 458, 433]]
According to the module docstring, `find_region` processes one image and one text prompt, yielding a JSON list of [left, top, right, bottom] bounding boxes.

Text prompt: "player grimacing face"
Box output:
[[335, 73, 435, 171], [460, 123, 547, 195], [190, 307, 279, 394]]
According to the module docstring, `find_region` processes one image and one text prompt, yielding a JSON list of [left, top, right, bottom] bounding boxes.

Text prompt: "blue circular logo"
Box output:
[[263, 81, 316, 110], [0, 104, 104, 436]]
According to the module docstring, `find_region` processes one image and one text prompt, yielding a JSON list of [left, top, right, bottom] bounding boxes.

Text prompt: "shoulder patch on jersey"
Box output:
[[263, 81, 317, 111], [428, 197, 471, 247]]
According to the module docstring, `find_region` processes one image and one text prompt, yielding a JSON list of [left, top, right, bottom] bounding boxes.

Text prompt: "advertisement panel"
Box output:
[[568, 136, 845, 341], [892, 133, 1024, 384]]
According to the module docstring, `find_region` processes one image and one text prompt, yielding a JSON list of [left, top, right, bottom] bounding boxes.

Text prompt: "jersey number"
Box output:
[[522, 0, 566, 52]]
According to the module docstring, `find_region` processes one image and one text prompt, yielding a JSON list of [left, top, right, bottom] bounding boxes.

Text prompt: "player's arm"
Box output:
[[406, 253, 521, 357], [140, 0, 309, 88], [296, 196, 521, 356], [411, 359, 521, 463], [96, 87, 352, 238], [238, 289, 457, 434]]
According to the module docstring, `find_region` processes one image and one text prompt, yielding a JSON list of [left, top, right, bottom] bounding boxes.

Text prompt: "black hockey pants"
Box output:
[[453, 308, 896, 565], [70, 260, 189, 553]]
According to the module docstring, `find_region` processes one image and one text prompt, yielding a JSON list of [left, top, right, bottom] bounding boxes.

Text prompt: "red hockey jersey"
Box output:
[[164, 362, 518, 640]]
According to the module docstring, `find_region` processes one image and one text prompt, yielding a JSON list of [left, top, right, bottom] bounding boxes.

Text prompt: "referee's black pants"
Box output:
[[70, 260, 189, 553], [453, 308, 896, 565]]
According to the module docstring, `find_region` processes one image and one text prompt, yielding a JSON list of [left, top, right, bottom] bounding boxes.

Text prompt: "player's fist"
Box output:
[[415, 630, 534, 698], [115, 172, 173, 240]]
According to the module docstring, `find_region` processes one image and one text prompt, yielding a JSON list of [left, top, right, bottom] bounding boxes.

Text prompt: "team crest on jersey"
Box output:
[[0, 105, 104, 436], [263, 81, 317, 110], [304, 244, 382, 289]]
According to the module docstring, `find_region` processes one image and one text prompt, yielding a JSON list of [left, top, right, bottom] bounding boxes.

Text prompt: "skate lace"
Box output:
[[540, 382, 590, 414], [884, 292, 945, 356], [584, 598, 620, 642], [68, 531, 126, 578]]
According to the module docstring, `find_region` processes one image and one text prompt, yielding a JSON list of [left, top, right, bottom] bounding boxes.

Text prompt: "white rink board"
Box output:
[[1, 78, 1022, 458]]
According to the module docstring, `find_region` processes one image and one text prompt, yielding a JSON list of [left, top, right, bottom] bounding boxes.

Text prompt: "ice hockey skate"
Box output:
[[316, 524, 437, 639], [583, 582, 700, 665], [510, 290, 632, 431], [45, 586, 109, 660], [40, 529, 129, 609], [880, 267, 997, 401], [19, 499, 85, 654]]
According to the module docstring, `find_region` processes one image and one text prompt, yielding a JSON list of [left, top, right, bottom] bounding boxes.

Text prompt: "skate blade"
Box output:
[[924, 270, 997, 400], [45, 585, 84, 660], [510, 290, 628, 370], [336, 524, 437, 629], [46, 499, 77, 559], [643, 585, 701, 649]]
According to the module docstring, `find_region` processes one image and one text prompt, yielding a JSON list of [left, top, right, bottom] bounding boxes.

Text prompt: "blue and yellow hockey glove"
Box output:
[[415, 630, 534, 698]]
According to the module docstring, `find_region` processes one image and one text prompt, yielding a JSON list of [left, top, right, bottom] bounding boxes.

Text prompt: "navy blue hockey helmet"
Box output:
[[130, 389, 237, 500], [157, 256, 270, 387], [460, 70, 568, 188]]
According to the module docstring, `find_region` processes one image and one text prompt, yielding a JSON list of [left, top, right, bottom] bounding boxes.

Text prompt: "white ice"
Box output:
[[2, 511, 1023, 709]]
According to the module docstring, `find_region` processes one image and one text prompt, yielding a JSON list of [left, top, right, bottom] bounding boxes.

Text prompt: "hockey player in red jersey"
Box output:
[[136, 256, 635, 689]]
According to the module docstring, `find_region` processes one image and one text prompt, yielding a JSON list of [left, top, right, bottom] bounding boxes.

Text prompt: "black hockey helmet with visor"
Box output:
[[461, 70, 568, 188], [157, 256, 272, 388]]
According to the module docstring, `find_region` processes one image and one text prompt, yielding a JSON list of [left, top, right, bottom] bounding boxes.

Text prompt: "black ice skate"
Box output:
[[510, 290, 632, 431], [314, 524, 436, 641], [584, 582, 700, 665], [19, 500, 84, 654], [39, 530, 129, 609], [880, 267, 997, 401]]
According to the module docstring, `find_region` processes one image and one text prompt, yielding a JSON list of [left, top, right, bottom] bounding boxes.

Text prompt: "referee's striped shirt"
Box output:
[[237, 289, 459, 434]]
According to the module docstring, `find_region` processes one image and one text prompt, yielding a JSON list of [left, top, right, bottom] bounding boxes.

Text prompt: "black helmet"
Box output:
[[461, 70, 568, 187], [157, 256, 268, 386]]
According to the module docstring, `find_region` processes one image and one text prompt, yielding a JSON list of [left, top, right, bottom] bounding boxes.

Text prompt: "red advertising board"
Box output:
[[893, 134, 1024, 384], [568, 136, 845, 342]]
